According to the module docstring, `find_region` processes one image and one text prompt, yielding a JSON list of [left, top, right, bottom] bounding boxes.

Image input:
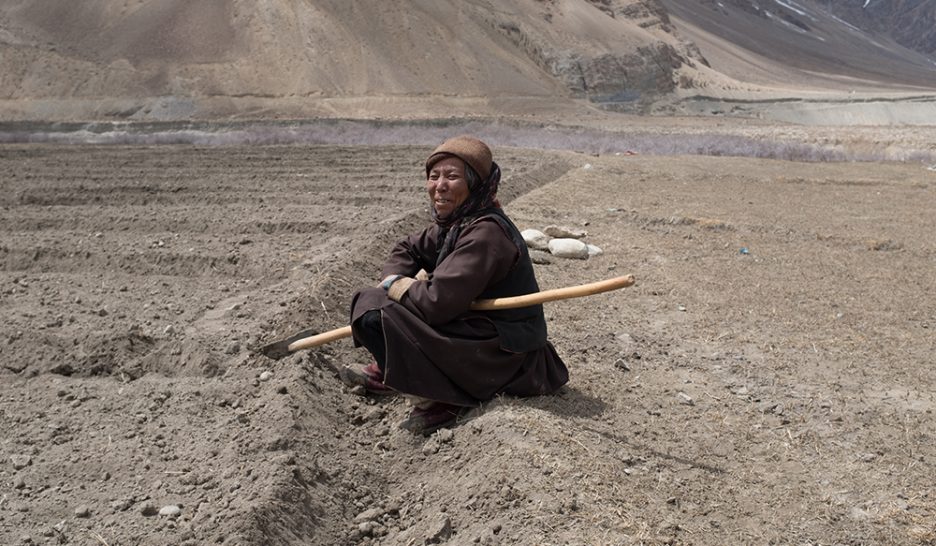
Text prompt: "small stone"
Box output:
[[427, 515, 453, 544], [358, 521, 376, 536], [614, 358, 630, 372], [139, 502, 159, 517], [544, 225, 588, 239], [677, 392, 695, 406], [259, 371, 273, 382], [363, 407, 386, 422], [528, 249, 552, 265], [163, 324, 177, 335], [547, 238, 589, 259], [97, 308, 108, 317], [159, 505, 182, 518], [354, 507, 384, 523], [13, 475, 26, 489], [422, 438, 441, 455], [520, 229, 550, 250], [224, 342, 240, 355], [757, 401, 774, 413], [11, 454, 31, 470], [436, 428, 454, 443], [110, 499, 132, 512], [74, 505, 91, 518]]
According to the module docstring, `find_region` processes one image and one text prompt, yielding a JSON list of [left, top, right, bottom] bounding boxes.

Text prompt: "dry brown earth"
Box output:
[[1, 142, 935, 545]]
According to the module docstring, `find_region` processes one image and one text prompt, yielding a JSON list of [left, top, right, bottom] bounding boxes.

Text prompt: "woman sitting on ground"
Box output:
[[342, 135, 568, 435]]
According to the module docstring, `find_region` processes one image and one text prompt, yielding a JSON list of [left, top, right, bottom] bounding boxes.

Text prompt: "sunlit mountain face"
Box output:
[[661, 0, 936, 89]]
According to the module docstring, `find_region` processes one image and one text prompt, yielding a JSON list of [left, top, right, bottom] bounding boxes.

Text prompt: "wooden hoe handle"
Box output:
[[285, 274, 635, 353]]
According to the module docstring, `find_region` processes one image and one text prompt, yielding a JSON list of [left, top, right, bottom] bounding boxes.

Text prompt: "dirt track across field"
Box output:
[[1, 143, 934, 545]]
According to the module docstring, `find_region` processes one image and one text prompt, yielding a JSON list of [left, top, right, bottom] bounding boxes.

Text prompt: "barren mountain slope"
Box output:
[[663, 0, 936, 90], [661, 0, 936, 91], [812, 0, 936, 57], [0, 0, 704, 120]]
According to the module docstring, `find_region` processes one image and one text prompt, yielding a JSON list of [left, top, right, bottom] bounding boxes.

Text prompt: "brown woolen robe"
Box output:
[[349, 213, 568, 407]]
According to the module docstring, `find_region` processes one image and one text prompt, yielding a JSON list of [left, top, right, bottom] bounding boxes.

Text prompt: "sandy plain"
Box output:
[[1, 130, 935, 545]]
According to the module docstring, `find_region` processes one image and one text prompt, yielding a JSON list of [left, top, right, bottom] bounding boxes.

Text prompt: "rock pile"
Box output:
[[521, 225, 602, 263]]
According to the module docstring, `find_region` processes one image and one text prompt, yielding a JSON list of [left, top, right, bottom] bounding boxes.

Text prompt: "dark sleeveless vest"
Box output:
[[466, 209, 548, 354]]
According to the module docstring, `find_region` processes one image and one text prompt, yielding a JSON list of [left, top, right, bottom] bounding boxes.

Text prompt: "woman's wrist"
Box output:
[[387, 277, 416, 302], [381, 274, 403, 291]]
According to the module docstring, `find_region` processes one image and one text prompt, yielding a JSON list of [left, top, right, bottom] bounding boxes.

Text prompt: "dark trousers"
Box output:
[[353, 310, 386, 372]]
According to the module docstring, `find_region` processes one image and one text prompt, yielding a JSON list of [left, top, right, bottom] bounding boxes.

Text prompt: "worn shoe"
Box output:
[[398, 402, 463, 436], [339, 363, 396, 396]]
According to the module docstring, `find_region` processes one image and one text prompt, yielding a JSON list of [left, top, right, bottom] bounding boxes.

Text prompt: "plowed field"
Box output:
[[2, 144, 934, 545]]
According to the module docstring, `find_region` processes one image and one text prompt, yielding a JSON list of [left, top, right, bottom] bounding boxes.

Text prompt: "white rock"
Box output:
[[544, 225, 588, 239], [586, 244, 603, 257], [259, 371, 273, 382], [547, 238, 589, 260], [158, 505, 182, 518], [520, 229, 550, 250]]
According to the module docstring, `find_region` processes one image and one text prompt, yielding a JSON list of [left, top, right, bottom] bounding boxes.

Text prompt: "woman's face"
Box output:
[[426, 156, 470, 219]]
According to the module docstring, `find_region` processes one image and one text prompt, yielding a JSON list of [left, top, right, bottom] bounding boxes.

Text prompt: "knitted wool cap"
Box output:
[[425, 135, 493, 181]]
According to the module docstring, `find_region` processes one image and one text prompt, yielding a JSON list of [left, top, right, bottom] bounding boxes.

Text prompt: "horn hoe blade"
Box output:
[[258, 328, 319, 360]]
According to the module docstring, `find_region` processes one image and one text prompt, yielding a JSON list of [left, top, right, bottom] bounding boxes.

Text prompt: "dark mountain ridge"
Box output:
[[813, 0, 936, 57], [662, 0, 936, 89]]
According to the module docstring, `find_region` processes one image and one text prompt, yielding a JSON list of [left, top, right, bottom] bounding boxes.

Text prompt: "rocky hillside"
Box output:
[[812, 0, 936, 57], [2, 0, 935, 122], [681, 0, 936, 59], [662, 0, 936, 90], [0, 0, 706, 120]]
